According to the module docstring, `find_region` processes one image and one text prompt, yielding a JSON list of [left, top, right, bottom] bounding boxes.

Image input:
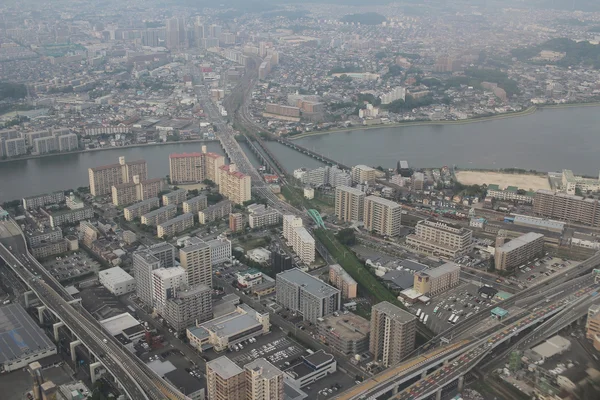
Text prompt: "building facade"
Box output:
[[124, 197, 160, 221], [157, 213, 195, 238], [141, 205, 177, 226], [206, 357, 246, 400], [317, 313, 370, 356], [328, 264, 358, 299], [413, 262, 461, 296], [218, 164, 251, 205], [370, 302, 417, 367], [351, 165, 377, 184], [180, 241, 212, 288], [533, 190, 600, 227], [199, 200, 232, 224], [335, 186, 365, 222], [88, 156, 148, 196], [245, 358, 284, 400], [364, 196, 402, 237], [162, 188, 188, 206], [183, 195, 208, 214], [163, 284, 213, 333], [495, 232, 545, 271], [406, 219, 473, 259]]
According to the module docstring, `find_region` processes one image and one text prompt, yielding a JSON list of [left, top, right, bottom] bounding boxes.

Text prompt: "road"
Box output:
[[0, 220, 190, 400]]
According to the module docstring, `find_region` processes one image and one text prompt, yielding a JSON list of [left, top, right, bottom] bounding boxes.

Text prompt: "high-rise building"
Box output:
[[364, 196, 402, 237], [206, 236, 232, 265], [282, 215, 314, 264], [3, 137, 26, 157], [329, 264, 358, 299], [162, 284, 212, 333], [495, 232, 544, 271], [133, 250, 161, 308], [218, 164, 251, 205], [169, 152, 204, 183], [166, 17, 180, 49], [152, 267, 188, 312], [335, 186, 365, 222], [206, 356, 246, 400], [351, 165, 377, 184], [406, 219, 473, 259], [180, 241, 212, 288], [276, 268, 340, 323], [244, 358, 284, 400], [112, 176, 164, 206], [317, 313, 370, 356], [148, 242, 177, 268], [413, 262, 461, 296], [370, 302, 417, 367], [89, 156, 147, 196], [204, 151, 226, 186]]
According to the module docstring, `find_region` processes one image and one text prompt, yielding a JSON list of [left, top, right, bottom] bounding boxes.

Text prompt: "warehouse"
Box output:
[[99, 266, 136, 296]]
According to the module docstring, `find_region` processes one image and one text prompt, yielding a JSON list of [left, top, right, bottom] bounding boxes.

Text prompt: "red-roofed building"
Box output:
[[168, 146, 225, 184]]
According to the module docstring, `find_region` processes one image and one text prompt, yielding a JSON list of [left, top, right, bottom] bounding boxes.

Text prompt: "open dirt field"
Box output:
[[455, 171, 551, 191]]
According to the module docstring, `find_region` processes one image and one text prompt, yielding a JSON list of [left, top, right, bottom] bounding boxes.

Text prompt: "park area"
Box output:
[[455, 170, 551, 191]]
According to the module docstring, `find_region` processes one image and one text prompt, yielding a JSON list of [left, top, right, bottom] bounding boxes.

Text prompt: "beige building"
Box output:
[[112, 175, 164, 206], [364, 196, 402, 237], [141, 205, 177, 226], [123, 198, 160, 221], [157, 213, 194, 239], [534, 189, 600, 227], [183, 195, 208, 214], [335, 186, 365, 222], [162, 188, 187, 206], [199, 201, 232, 224], [329, 264, 357, 299], [180, 241, 212, 288], [206, 356, 246, 400], [79, 221, 99, 247], [282, 215, 314, 265], [406, 219, 473, 259], [89, 156, 147, 196], [219, 164, 251, 205], [317, 313, 370, 356], [244, 358, 284, 400], [169, 147, 225, 185], [229, 213, 244, 233], [351, 164, 377, 184], [495, 232, 544, 271], [413, 262, 461, 296], [586, 305, 600, 350], [370, 302, 416, 367]]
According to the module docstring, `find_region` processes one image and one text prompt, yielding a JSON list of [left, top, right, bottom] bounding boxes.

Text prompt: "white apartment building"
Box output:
[[98, 267, 136, 296], [335, 186, 365, 222], [152, 267, 188, 312], [206, 235, 232, 265], [292, 226, 315, 265], [248, 204, 281, 229], [283, 215, 303, 242]]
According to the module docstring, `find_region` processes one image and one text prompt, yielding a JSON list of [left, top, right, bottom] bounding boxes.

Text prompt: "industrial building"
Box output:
[[335, 186, 365, 222], [98, 267, 136, 296], [370, 302, 417, 367], [413, 262, 461, 296], [364, 196, 402, 237], [317, 313, 370, 356], [276, 268, 340, 323], [0, 304, 57, 372], [494, 232, 545, 271], [187, 304, 269, 352], [406, 219, 473, 259]]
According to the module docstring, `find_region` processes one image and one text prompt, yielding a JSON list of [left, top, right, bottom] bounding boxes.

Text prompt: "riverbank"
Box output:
[[538, 102, 600, 110], [0, 139, 218, 164], [288, 106, 538, 140]]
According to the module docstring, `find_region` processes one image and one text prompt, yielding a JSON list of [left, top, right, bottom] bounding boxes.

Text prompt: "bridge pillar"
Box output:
[[70, 340, 82, 363], [24, 291, 35, 307], [53, 322, 65, 342], [392, 385, 399, 395], [90, 362, 105, 384], [436, 389, 442, 400], [37, 306, 46, 324], [458, 375, 465, 392]]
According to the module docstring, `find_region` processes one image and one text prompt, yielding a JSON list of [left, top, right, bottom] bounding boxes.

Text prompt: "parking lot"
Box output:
[[42, 251, 100, 282], [230, 334, 305, 370], [512, 256, 576, 286], [407, 282, 493, 334]]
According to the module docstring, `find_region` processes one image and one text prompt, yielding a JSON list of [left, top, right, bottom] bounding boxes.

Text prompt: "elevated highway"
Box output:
[[0, 220, 190, 400]]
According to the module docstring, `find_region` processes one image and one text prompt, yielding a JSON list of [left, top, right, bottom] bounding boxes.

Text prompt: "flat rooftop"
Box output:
[[193, 305, 263, 339], [372, 301, 416, 323], [208, 356, 243, 379], [100, 313, 142, 336], [498, 232, 544, 252], [420, 262, 460, 279], [320, 313, 370, 341], [365, 195, 401, 208], [0, 303, 55, 364], [277, 268, 339, 299], [142, 204, 176, 218], [245, 358, 284, 379]]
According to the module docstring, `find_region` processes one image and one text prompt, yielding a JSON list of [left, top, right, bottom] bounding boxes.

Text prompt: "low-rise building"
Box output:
[[187, 304, 270, 352], [199, 200, 232, 224], [317, 313, 370, 356], [406, 219, 473, 259], [99, 267, 136, 296], [157, 213, 194, 238], [283, 350, 336, 389], [22, 191, 65, 209], [206, 235, 231, 265], [183, 195, 208, 214], [413, 262, 461, 296], [248, 204, 281, 229], [124, 198, 160, 221], [45, 206, 94, 228], [141, 204, 177, 226], [236, 268, 264, 288], [486, 184, 534, 203]]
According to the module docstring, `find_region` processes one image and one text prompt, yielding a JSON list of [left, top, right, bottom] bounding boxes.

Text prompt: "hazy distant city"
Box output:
[[2, 1, 600, 400]]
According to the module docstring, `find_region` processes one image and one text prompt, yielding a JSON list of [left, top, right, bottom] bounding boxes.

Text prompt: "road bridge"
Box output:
[[0, 220, 190, 400]]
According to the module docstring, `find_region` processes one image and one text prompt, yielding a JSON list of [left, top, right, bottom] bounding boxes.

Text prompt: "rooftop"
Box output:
[[365, 195, 401, 208], [163, 189, 187, 198], [99, 313, 142, 336], [124, 197, 159, 210], [207, 356, 243, 379], [169, 152, 203, 158], [164, 369, 205, 394], [157, 213, 194, 228], [497, 232, 544, 252], [320, 313, 370, 341], [336, 185, 365, 196], [193, 304, 264, 339], [277, 268, 340, 299], [419, 262, 460, 279], [184, 195, 207, 204], [99, 267, 133, 283], [142, 204, 176, 218], [0, 303, 56, 364], [372, 301, 416, 323], [245, 358, 284, 379]]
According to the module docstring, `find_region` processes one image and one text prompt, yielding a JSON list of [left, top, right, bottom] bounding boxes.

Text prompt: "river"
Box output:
[[1, 106, 599, 203]]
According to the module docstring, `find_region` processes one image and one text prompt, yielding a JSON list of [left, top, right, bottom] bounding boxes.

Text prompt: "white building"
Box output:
[[206, 235, 232, 265], [291, 226, 315, 265], [380, 87, 406, 105], [152, 267, 188, 313], [248, 204, 281, 229], [98, 267, 136, 296]]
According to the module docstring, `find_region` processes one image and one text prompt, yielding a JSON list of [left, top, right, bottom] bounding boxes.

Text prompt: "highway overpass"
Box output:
[[0, 220, 190, 400]]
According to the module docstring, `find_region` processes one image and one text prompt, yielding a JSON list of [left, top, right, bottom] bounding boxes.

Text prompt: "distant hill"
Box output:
[[340, 12, 386, 25], [512, 38, 600, 69]]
